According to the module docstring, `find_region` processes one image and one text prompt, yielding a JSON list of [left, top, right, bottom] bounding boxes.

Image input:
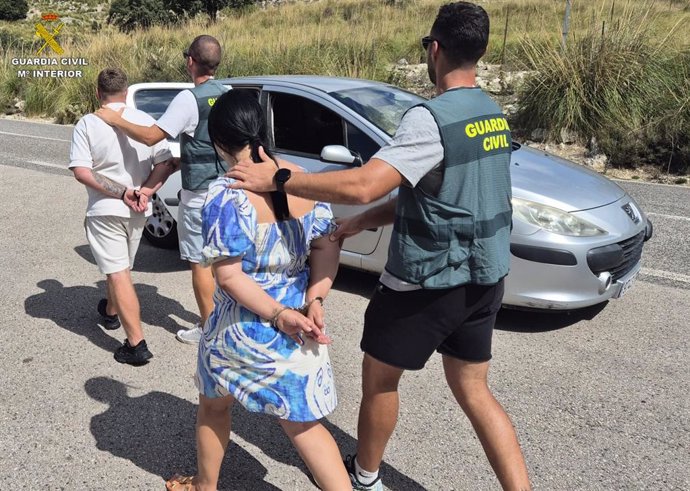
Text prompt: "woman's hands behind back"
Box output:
[[275, 306, 332, 346]]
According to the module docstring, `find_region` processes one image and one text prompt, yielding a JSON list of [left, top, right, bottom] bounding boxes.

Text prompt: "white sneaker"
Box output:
[[176, 324, 202, 344]]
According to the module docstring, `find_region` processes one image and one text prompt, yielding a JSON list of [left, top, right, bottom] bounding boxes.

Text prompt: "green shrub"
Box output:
[[107, 0, 179, 32], [226, 0, 258, 10], [514, 3, 689, 173], [0, 0, 28, 21]]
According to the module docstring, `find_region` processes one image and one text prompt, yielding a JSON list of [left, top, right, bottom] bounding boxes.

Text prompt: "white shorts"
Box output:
[[85, 215, 146, 275], [178, 202, 205, 263]]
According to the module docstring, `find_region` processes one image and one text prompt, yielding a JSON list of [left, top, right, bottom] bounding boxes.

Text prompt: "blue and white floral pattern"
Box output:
[[196, 177, 337, 422]]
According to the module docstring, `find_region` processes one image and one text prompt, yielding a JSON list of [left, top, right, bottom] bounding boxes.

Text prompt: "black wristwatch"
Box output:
[[274, 168, 292, 192]]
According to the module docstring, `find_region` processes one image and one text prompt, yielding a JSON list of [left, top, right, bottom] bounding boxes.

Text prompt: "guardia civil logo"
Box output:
[[10, 13, 89, 79], [35, 13, 64, 56]]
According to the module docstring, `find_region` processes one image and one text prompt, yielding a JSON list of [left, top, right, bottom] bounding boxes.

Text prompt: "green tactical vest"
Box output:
[[385, 87, 513, 289], [180, 79, 229, 191]]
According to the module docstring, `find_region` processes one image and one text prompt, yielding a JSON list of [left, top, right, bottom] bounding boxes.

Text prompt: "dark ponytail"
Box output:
[[208, 90, 276, 163], [208, 90, 289, 220]]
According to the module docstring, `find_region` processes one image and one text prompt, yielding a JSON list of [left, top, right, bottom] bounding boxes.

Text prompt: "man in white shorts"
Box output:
[[96, 35, 228, 345], [70, 67, 173, 365]]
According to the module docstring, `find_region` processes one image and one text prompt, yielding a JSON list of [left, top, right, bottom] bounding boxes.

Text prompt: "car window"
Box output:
[[270, 92, 345, 156], [133, 88, 182, 142], [133, 88, 182, 120], [346, 122, 379, 162], [232, 87, 260, 100], [134, 87, 257, 119], [330, 86, 426, 137], [132, 86, 257, 143]]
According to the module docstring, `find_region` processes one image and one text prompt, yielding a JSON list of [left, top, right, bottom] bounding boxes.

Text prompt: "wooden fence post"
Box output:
[[561, 0, 572, 50]]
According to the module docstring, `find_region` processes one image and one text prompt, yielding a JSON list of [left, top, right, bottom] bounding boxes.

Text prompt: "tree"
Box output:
[[107, 0, 257, 31], [0, 0, 28, 21], [164, 0, 203, 19], [205, 0, 257, 22], [108, 0, 177, 32]]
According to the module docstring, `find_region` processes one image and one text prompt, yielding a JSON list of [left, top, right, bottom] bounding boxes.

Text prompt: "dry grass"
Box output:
[[2, 0, 689, 113], [514, 1, 689, 173]]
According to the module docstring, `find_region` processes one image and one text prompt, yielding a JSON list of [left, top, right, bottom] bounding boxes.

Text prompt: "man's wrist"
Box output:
[[353, 213, 367, 232], [274, 167, 292, 192]]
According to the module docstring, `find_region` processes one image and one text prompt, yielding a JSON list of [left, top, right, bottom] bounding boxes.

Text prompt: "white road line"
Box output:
[[612, 178, 690, 190], [0, 130, 69, 143], [6, 119, 73, 128], [640, 268, 690, 285], [27, 160, 67, 170], [647, 212, 690, 222]]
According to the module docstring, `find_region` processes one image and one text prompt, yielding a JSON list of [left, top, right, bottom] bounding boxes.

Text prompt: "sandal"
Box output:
[[165, 474, 196, 491]]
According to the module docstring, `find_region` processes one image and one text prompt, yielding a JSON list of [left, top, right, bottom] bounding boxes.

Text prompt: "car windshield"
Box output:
[[330, 86, 426, 137]]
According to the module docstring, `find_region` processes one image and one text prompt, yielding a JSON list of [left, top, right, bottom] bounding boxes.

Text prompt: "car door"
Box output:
[[261, 84, 388, 257]]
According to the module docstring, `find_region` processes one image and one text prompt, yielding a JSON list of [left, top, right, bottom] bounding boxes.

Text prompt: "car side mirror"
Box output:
[[320, 145, 363, 167]]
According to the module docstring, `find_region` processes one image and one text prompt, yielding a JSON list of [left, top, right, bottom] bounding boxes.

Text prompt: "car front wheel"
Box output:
[[143, 194, 178, 249]]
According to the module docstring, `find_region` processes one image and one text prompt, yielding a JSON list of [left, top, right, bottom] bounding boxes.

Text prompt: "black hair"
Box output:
[[208, 90, 289, 220], [208, 90, 274, 163], [431, 2, 490, 67]]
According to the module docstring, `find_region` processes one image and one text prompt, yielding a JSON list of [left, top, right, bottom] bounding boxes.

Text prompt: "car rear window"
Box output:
[[133, 88, 183, 120]]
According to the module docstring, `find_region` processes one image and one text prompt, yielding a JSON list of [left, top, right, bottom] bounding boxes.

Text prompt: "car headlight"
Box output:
[[512, 198, 606, 236]]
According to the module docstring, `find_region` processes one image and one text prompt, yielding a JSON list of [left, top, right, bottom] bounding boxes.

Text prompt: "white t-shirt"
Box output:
[[373, 106, 445, 291], [69, 102, 172, 217], [156, 89, 199, 140]]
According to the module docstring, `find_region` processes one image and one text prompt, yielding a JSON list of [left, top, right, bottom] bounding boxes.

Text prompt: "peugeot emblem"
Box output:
[[622, 203, 640, 224]]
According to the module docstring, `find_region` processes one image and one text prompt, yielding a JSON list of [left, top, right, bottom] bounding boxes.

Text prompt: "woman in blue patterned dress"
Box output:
[[165, 91, 351, 491]]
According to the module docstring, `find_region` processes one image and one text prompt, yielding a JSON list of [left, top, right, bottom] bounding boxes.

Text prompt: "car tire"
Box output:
[[143, 194, 179, 249]]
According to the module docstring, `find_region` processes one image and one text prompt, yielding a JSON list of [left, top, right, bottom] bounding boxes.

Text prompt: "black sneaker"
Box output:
[[114, 339, 153, 366], [97, 298, 121, 330]]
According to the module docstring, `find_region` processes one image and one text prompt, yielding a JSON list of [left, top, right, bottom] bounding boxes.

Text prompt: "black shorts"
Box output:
[[361, 279, 504, 370]]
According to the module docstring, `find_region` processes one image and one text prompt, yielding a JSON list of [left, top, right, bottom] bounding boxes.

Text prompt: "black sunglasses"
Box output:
[[183, 50, 190, 59], [421, 35, 442, 50]]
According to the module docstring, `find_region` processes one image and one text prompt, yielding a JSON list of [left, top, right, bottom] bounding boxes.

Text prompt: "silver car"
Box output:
[[126, 76, 653, 310]]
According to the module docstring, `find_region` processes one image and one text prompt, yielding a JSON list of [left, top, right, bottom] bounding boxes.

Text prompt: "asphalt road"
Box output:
[[1, 119, 688, 490]]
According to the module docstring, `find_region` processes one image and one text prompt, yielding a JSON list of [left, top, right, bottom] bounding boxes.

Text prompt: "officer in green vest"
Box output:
[[96, 35, 228, 346], [227, 3, 530, 490]]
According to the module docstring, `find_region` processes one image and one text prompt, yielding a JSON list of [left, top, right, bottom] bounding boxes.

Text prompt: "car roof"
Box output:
[[217, 75, 391, 93]]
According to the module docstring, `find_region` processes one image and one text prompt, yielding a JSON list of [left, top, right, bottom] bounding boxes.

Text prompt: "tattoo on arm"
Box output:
[[92, 170, 126, 198]]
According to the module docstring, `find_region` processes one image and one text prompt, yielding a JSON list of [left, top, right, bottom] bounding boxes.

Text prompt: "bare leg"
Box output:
[[190, 262, 215, 326], [442, 355, 531, 491], [193, 394, 234, 491], [355, 354, 405, 472], [106, 269, 143, 345], [104, 281, 117, 316], [279, 419, 351, 491]]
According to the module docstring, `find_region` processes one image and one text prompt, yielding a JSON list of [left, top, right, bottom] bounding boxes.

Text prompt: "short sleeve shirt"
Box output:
[[69, 102, 172, 217], [155, 90, 198, 139], [373, 106, 444, 196]]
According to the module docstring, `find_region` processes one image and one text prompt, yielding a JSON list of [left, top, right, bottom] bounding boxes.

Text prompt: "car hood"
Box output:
[[510, 145, 626, 212]]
